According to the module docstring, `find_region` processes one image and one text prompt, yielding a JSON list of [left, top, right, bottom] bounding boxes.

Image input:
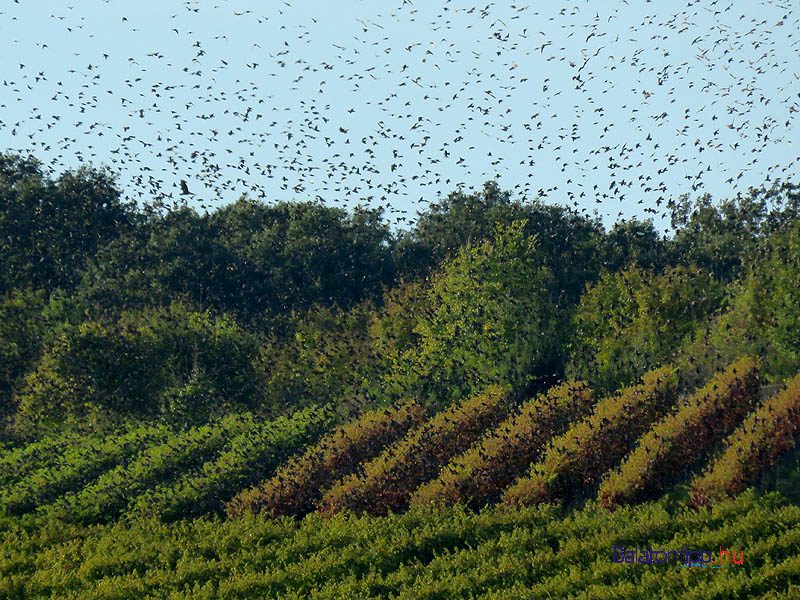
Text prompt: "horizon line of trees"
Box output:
[[2, 150, 799, 443]]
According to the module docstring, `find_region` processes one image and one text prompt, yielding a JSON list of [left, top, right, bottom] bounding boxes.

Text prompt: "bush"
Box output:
[[0, 288, 49, 424], [676, 219, 800, 388], [226, 400, 425, 519], [13, 301, 262, 433], [258, 301, 382, 414], [598, 357, 761, 509], [691, 371, 800, 508], [410, 381, 593, 511], [502, 366, 679, 508], [318, 385, 512, 517]]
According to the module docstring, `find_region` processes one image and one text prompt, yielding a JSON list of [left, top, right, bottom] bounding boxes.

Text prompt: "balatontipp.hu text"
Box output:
[[613, 545, 743, 567]]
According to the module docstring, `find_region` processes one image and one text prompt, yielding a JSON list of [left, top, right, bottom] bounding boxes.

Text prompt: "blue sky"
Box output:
[[1, 0, 798, 233]]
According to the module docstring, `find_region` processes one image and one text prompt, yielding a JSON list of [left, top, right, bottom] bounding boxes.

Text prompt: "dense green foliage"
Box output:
[[128, 405, 334, 522], [676, 216, 800, 390], [0, 289, 49, 425], [44, 412, 260, 524], [399, 181, 609, 305], [667, 183, 800, 282], [77, 198, 396, 328], [383, 222, 562, 409], [0, 153, 136, 294], [257, 301, 382, 413], [568, 265, 725, 393], [13, 301, 263, 434], [0, 430, 90, 488], [0, 424, 170, 517], [2, 153, 798, 434]]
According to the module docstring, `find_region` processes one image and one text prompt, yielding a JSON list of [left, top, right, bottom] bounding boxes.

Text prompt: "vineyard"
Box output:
[[1, 360, 797, 526], [3, 0, 800, 594], [1, 359, 799, 598]]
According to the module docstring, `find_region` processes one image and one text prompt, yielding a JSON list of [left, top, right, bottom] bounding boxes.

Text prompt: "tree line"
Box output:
[[1, 150, 799, 442]]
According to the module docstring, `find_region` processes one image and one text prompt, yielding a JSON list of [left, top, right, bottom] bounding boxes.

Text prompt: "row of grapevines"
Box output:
[[43, 411, 260, 524], [691, 370, 800, 507], [1, 490, 765, 594], [0, 430, 90, 488], [128, 404, 335, 522], [410, 380, 594, 511], [318, 384, 512, 516], [226, 399, 426, 519], [423, 500, 791, 600], [598, 357, 761, 509], [0, 423, 170, 516], [503, 365, 679, 508]]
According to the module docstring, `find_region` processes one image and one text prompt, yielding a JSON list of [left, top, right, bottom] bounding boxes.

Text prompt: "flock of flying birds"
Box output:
[[0, 0, 798, 230]]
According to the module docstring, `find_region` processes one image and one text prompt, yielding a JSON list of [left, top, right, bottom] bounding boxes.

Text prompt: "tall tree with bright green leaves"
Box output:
[[383, 220, 562, 410]]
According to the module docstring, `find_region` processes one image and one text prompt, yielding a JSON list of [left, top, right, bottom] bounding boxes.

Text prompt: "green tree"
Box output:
[[258, 300, 382, 418], [666, 182, 800, 281], [368, 278, 432, 371], [384, 220, 561, 410], [76, 206, 241, 320], [78, 197, 395, 329], [398, 181, 606, 306], [601, 218, 667, 272], [568, 264, 725, 393], [0, 289, 49, 427], [0, 153, 135, 294], [212, 199, 395, 321], [745, 219, 800, 378], [677, 217, 800, 386]]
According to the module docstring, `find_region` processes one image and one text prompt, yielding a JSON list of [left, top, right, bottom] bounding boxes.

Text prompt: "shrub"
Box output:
[[676, 219, 800, 388], [226, 400, 425, 519], [690, 371, 800, 508], [410, 381, 593, 511], [318, 385, 511, 517], [0, 288, 48, 419], [598, 357, 760, 509], [257, 301, 384, 414], [13, 301, 262, 433], [502, 366, 679, 508]]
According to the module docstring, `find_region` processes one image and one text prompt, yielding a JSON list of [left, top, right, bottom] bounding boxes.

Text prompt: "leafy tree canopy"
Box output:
[[384, 220, 562, 410], [568, 264, 725, 393], [0, 152, 135, 294], [13, 301, 263, 436]]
